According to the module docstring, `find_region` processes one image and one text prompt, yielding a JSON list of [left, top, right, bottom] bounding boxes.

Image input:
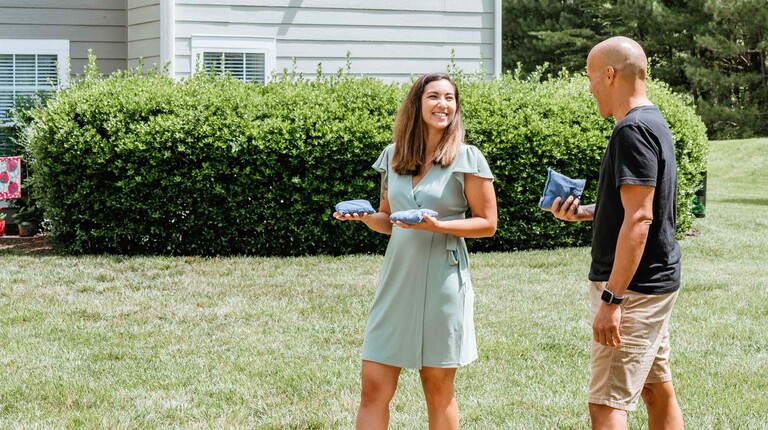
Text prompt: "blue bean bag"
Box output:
[[538, 168, 586, 210], [335, 199, 376, 215], [390, 209, 438, 224]]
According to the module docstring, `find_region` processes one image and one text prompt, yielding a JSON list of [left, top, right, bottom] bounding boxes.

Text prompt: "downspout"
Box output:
[[160, 0, 175, 78], [493, 0, 502, 79]]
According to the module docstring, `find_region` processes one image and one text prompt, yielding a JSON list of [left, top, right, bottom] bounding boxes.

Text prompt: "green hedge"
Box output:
[[23, 60, 707, 255], [460, 73, 708, 252]]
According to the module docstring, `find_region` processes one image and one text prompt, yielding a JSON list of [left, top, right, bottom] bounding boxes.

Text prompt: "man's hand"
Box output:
[[540, 196, 595, 222], [593, 303, 622, 347], [551, 196, 582, 221]]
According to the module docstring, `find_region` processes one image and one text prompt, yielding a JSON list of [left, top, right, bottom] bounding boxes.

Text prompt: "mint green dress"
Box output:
[[362, 144, 494, 369]]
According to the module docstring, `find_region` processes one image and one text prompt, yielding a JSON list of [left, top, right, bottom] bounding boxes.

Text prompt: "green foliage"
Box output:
[[687, 0, 768, 139], [461, 73, 707, 251], [25, 58, 402, 255], [23, 57, 707, 255], [646, 80, 709, 235], [501, 0, 600, 77], [501, 0, 767, 139], [461, 72, 610, 250], [5, 92, 52, 225]]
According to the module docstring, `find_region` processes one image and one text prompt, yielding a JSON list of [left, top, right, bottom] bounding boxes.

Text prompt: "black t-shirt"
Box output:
[[589, 105, 681, 295]]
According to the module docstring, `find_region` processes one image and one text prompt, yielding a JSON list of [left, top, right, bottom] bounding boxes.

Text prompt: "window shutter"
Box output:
[[0, 54, 58, 123], [0, 53, 59, 150], [203, 51, 266, 84], [203, 52, 223, 76], [0, 55, 12, 86], [245, 53, 265, 84], [15, 55, 36, 86], [224, 53, 244, 81], [0, 54, 14, 125], [37, 55, 58, 86]]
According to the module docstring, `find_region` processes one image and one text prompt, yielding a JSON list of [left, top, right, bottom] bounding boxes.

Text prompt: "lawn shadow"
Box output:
[[720, 197, 768, 206]]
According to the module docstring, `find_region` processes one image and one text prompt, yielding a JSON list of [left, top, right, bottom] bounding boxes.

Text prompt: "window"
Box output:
[[0, 40, 69, 126], [203, 52, 265, 83], [0, 54, 58, 124], [191, 36, 276, 84]]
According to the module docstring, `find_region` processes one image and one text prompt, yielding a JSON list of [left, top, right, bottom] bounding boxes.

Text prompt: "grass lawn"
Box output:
[[1, 138, 767, 429]]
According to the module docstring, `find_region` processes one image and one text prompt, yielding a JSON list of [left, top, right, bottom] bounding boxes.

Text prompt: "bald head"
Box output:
[[589, 36, 648, 81]]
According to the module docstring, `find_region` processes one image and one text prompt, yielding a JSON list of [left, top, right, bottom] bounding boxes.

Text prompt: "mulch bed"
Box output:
[[0, 233, 55, 254]]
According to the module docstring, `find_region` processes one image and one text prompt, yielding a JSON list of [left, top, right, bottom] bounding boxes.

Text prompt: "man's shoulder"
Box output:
[[613, 106, 671, 144], [620, 106, 669, 131]]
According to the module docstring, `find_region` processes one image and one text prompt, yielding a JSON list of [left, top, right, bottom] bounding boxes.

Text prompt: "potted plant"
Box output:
[[14, 204, 42, 237]]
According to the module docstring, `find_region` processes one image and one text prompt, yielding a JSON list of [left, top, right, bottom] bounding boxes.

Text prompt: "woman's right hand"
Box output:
[[333, 212, 371, 222]]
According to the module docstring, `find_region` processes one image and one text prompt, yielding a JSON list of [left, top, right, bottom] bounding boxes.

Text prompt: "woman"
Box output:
[[334, 73, 497, 429]]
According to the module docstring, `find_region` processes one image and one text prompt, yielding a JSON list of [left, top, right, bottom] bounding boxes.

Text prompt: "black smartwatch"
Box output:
[[600, 288, 624, 305]]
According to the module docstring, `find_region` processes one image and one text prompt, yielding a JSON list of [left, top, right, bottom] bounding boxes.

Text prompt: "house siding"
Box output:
[[0, 0, 127, 74], [127, 0, 161, 68], [173, 0, 496, 82]]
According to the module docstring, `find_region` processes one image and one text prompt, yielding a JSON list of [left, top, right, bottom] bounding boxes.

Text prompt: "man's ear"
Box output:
[[606, 66, 616, 83]]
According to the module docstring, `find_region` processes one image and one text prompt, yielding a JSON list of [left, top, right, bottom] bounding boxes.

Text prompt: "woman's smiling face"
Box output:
[[421, 79, 456, 132]]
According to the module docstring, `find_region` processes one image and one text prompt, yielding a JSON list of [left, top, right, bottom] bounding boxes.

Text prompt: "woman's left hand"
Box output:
[[391, 214, 441, 232]]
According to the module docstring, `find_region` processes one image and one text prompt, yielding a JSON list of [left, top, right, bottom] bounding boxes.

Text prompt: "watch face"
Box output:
[[601, 289, 614, 303]]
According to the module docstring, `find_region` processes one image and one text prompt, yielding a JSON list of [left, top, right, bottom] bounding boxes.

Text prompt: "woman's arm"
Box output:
[[392, 173, 497, 238]]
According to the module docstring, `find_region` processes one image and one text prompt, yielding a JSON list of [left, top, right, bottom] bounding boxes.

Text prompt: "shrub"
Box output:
[[23, 58, 707, 255], [647, 79, 709, 238], [461, 72, 708, 251], [25, 58, 402, 255], [462, 72, 611, 251]]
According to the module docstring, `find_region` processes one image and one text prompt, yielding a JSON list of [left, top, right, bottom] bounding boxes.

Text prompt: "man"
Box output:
[[546, 36, 685, 430]]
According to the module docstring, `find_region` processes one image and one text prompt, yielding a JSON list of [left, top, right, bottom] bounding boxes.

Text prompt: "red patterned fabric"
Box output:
[[0, 157, 21, 199]]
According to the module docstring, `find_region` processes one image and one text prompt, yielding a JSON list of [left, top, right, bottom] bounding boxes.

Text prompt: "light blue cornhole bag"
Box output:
[[538, 168, 586, 210], [335, 199, 376, 215], [390, 209, 438, 224]]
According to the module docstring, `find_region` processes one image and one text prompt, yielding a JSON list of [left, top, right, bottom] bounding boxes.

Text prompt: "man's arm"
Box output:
[[593, 184, 655, 347], [605, 184, 655, 296]]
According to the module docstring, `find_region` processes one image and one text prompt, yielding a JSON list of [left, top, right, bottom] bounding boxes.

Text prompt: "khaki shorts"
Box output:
[[588, 281, 679, 411]]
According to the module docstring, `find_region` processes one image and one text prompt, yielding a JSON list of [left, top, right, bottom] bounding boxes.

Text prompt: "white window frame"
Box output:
[[0, 39, 69, 87], [0, 39, 69, 126], [190, 35, 276, 84]]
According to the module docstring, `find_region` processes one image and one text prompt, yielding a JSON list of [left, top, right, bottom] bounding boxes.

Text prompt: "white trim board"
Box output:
[[160, 0, 175, 77], [493, 0, 501, 78]]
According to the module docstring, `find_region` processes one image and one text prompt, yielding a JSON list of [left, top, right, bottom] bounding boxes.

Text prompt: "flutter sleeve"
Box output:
[[452, 144, 494, 183], [372, 144, 394, 188]]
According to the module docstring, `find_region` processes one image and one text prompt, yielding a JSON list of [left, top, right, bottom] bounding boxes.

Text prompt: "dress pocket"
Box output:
[[447, 235, 460, 266], [448, 249, 459, 266], [446, 235, 468, 286]]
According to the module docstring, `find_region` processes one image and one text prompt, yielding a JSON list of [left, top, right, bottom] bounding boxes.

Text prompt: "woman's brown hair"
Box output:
[[391, 73, 465, 176]]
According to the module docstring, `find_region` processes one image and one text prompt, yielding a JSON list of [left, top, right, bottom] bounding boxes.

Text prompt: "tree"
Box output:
[[685, 0, 768, 138], [501, 0, 602, 76], [501, 0, 768, 138]]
